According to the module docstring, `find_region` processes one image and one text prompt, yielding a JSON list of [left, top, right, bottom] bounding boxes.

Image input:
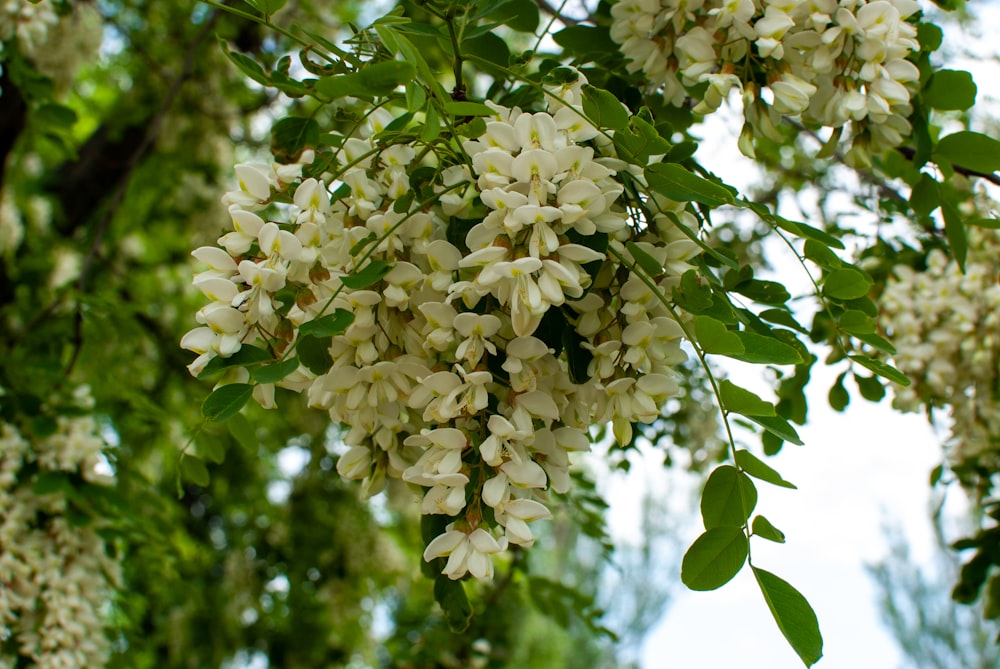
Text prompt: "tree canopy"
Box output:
[[1, 0, 999, 666]]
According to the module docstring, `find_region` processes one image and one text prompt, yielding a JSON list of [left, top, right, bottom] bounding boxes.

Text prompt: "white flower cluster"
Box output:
[[610, 0, 921, 166], [0, 0, 58, 60], [0, 391, 119, 668], [183, 72, 700, 580], [879, 231, 1000, 480]]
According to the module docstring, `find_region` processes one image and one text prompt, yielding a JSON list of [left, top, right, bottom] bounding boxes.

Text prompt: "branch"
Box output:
[[534, 0, 581, 26], [895, 145, 1000, 188]]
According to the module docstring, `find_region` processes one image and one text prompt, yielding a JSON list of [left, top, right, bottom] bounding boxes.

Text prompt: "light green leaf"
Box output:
[[220, 41, 270, 86], [759, 308, 808, 334], [823, 268, 872, 301], [315, 60, 416, 100], [838, 309, 875, 335], [582, 85, 629, 131], [645, 163, 735, 207], [935, 131, 1000, 174], [923, 69, 977, 111], [701, 465, 757, 529], [342, 260, 392, 289], [720, 380, 776, 417], [753, 567, 824, 667], [681, 527, 749, 591], [299, 309, 355, 337], [180, 455, 211, 487], [201, 384, 253, 422], [849, 355, 911, 386], [751, 516, 786, 543], [443, 101, 495, 117], [729, 332, 803, 365], [244, 0, 287, 16], [745, 414, 804, 446], [735, 449, 797, 489], [693, 316, 745, 355], [251, 357, 300, 384]]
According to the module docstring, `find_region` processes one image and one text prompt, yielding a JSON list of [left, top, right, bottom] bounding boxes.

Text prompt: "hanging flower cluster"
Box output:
[[879, 230, 1000, 485], [0, 0, 58, 59], [0, 388, 120, 668], [610, 0, 921, 166], [183, 71, 702, 580]]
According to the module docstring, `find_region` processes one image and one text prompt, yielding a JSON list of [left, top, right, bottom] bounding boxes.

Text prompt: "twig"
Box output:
[[534, 0, 582, 26]]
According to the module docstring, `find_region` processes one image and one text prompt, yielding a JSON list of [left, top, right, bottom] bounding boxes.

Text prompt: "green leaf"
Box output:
[[645, 163, 735, 207], [421, 105, 441, 142], [909, 173, 939, 217], [462, 32, 510, 72], [701, 465, 757, 529], [752, 516, 786, 543], [443, 101, 495, 117], [374, 25, 449, 103], [315, 60, 416, 99], [935, 131, 1000, 174], [251, 357, 300, 384], [487, 0, 539, 32], [297, 335, 333, 375], [625, 241, 663, 276], [803, 240, 843, 269], [745, 414, 804, 446], [434, 576, 472, 633], [201, 384, 253, 422], [197, 434, 226, 464], [681, 527, 749, 591], [735, 449, 797, 489], [244, 0, 287, 15], [720, 380, 775, 417], [823, 268, 872, 301], [35, 103, 77, 129], [753, 567, 824, 667], [582, 85, 629, 131], [197, 345, 273, 379], [838, 309, 875, 335], [34, 471, 73, 496], [968, 217, 1000, 229], [918, 23, 943, 51], [271, 117, 320, 161], [221, 41, 270, 86], [227, 413, 257, 450], [828, 372, 850, 412], [552, 25, 618, 58], [729, 332, 803, 365], [299, 309, 355, 337], [180, 455, 211, 487], [342, 260, 392, 289], [613, 116, 671, 164], [759, 308, 808, 334], [734, 279, 791, 305], [923, 69, 977, 111], [855, 373, 886, 402], [942, 201, 967, 273], [849, 355, 911, 386], [693, 316, 744, 355]]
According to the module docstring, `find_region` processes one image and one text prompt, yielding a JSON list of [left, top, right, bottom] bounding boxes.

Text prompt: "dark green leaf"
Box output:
[[35, 103, 77, 129], [753, 567, 824, 667], [180, 456, 211, 487], [563, 326, 593, 384], [197, 434, 226, 464], [681, 527, 749, 591], [854, 374, 886, 402], [736, 449, 797, 489], [625, 241, 663, 276], [227, 413, 257, 450], [918, 23, 943, 51], [942, 201, 967, 273], [244, 0, 287, 15], [299, 309, 355, 337], [734, 279, 791, 305], [251, 357, 300, 384], [828, 372, 850, 412], [221, 42, 270, 86], [342, 260, 392, 289], [909, 173, 939, 216], [729, 332, 803, 365], [645, 163, 735, 207], [968, 217, 1000, 229], [720, 380, 775, 417], [197, 346, 273, 379], [271, 117, 320, 161], [693, 316, 744, 355], [297, 335, 333, 375], [935, 131, 1000, 174], [488, 0, 539, 32], [582, 85, 629, 131], [823, 268, 872, 301], [852, 331, 896, 355], [675, 270, 714, 311], [34, 472, 73, 496], [752, 516, 786, 543], [201, 384, 253, 422], [759, 308, 808, 334], [849, 355, 911, 386], [462, 32, 510, 72], [434, 576, 472, 633], [923, 69, 977, 111], [745, 414, 804, 446], [552, 25, 617, 57], [701, 465, 757, 529]]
